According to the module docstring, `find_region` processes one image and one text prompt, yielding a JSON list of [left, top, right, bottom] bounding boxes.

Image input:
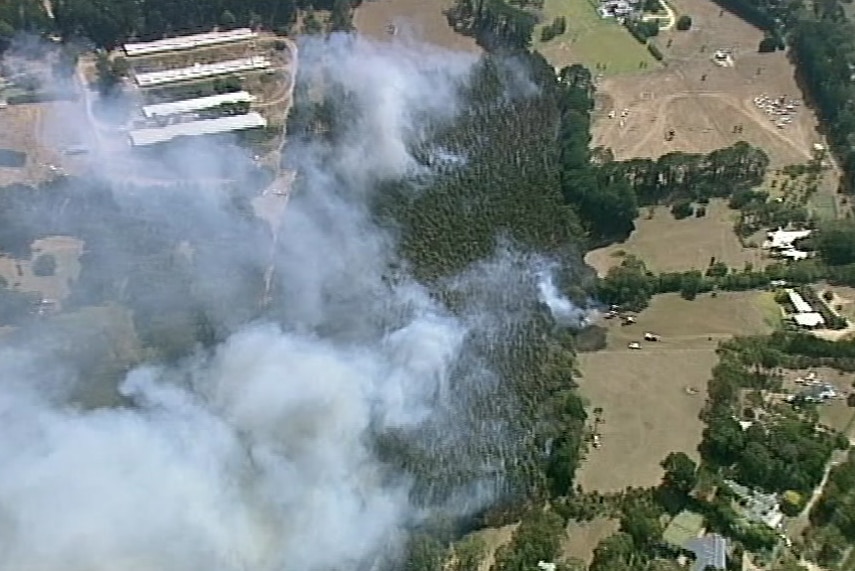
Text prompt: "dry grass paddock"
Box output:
[[585, 200, 767, 276], [590, 0, 842, 211], [576, 292, 778, 492], [560, 517, 621, 566], [354, 0, 481, 53], [0, 236, 84, 306]]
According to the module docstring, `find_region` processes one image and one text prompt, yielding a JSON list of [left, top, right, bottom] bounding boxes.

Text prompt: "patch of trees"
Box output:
[[626, 20, 660, 43], [5, 0, 362, 50], [446, 0, 537, 51], [808, 450, 855, 566], [696, 336, 843, 497], [540, 16, 567, 42], [368, 54, 595, 508]]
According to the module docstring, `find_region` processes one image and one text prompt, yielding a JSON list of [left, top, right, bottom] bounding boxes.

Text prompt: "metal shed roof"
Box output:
[[124, 29, 257, 57], [141, 91, 255, 118], [134, 56, 271, 87], [128, 112, 267, 146]]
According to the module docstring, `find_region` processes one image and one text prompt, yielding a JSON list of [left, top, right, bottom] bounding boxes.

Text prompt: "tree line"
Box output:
[[0, 0, 360, 50]]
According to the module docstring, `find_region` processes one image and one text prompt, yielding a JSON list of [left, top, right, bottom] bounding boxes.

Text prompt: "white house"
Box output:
[[764, 228, 812, 250]]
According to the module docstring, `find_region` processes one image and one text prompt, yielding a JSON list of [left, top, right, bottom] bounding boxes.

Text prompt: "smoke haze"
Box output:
[[0, 34, 576, 571]]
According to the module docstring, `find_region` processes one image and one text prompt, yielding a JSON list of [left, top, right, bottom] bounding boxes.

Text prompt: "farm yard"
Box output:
[[533, 0, 657, 74], [354, 0, 481, 53], [584, 200, 767, 275], [576, 292, 778, 492], [590, 0, 841, 212]]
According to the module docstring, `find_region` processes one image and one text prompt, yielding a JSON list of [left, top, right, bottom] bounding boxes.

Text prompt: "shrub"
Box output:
[[676, 15, 692, 30], [32, 254, 56, 277], [648, 42, 664, 61], [671, 201, 693, 219], [758, 36, 777, 53]]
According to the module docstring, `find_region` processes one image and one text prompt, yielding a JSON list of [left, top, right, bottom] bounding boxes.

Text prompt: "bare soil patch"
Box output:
[[468, 523, 518, 571], [585, 200, 765, 276], [354, 0, 481, 53], [576, 292, 776, 492], [0, 102, 79, 185], [561, 518, 620, 566], [0, 236, 84, 305], [590, 0, 841, 206]]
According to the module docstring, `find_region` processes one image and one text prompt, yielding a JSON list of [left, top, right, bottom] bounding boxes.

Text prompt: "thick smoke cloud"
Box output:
[[0, 34, 571, 571]]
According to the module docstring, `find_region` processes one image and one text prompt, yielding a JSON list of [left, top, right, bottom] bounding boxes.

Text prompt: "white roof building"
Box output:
[[141, 91, 255, 118], [123, 28, 257, 57], [777, 249, 809, 261], [786, 289, 814, 314], [134, 56, 272, 88], [793, 312, 825, 328], [764, 228, 812, 250], [128, 112, 267, 146]]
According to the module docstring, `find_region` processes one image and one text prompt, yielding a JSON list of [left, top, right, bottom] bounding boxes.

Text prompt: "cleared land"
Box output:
[[0, 236, 84, 305], [354, 0, 481, 53], [585, 200, 767, 276], [590, 0, 843, 213], [560, 518, 620, 566], [576, 292, 778, 492], [534, 0, 657, 74], [0, 102, 84, 185]]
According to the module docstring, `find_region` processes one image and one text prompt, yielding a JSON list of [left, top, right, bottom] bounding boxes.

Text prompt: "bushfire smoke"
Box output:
[[0, 33, 580, 571]]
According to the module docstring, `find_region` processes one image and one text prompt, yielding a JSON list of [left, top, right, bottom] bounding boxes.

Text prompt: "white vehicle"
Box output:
[[628, 342, 642, 350]]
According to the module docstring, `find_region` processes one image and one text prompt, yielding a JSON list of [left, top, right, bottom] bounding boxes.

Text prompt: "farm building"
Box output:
[[134, 56, 272, 88], [128, 112, 268, 146], [685, 534, 728, 571], [792, 312, 825, 329], [123, 28, 257, 57], [764, 228, 812, 250], [141, 91, 256, 119], [786, 289, 813, 314]]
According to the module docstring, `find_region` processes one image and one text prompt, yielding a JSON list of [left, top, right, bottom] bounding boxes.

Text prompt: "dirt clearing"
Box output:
[[354, 0, 481, 53], [576, 292, 777, 492], [590, 0, 842, 212], [0, 236, 84, 304], [561, 518, 620, 565], [585, 200, 766, 276]]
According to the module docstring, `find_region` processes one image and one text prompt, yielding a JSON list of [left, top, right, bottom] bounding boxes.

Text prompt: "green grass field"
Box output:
[[808, 192, 839, 220], [534, 0, 658, 75]]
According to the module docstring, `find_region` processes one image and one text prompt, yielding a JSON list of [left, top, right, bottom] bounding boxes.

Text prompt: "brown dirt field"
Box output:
[[561, 518, 620, 566], [468, 523, 518, 571], [354, 0, 482, 53], [576, 292, 776, 492], [584, 200, 767, 276], [590, 0, 842, 205], [0, 103, 69, 186], [0, 236, 84, 305]]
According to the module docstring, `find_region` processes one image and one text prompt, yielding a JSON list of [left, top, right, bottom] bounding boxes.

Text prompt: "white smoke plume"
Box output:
[[536, 264, 594, 328], [0, 33, 570, 571]]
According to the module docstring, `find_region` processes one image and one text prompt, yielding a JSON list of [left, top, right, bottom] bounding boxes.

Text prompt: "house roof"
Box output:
[[685, 534, 727, 571]]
